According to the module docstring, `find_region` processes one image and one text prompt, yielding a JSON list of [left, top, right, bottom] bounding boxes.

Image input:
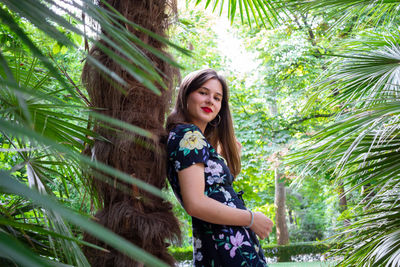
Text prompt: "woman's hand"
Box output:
[[250, 212, 273, 240]]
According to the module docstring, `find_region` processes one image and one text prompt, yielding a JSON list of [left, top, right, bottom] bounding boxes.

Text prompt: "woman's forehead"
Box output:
[[198, 79, 223, 95]]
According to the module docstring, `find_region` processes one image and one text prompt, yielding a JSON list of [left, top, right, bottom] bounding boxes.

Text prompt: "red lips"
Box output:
[[201, 107, 212, 113]]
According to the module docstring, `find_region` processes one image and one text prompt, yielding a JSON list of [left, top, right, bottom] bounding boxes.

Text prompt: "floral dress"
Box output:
[[167, 124, 267, 267]]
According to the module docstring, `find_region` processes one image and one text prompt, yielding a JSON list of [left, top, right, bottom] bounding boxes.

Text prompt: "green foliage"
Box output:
[[169, 8, 227, 77], [189, 0, 280, 27], [287, 0, 400, 29], [286, 177, 338, 242], [1, 171, 170, 267], [264, 242, 334, 262], [4, 0, 399, 265], [288, 1, 400, 266], [168, 246, 194, 262], [169, 242, 335, 262], [228, 9, 345, 244]]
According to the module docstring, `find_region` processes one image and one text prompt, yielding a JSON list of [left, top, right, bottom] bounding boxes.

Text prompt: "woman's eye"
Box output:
[[215, 97, 221, 102], [199, 91, 206, 95]]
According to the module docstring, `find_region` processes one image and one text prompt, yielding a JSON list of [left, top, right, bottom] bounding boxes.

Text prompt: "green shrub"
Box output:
[[169, 246, 193, 262], [263, 242, 333, 262], [169, 242, 335, 262]]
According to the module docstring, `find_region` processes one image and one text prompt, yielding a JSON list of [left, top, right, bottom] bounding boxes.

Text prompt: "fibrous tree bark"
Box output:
[[81, 1, 180, 266]]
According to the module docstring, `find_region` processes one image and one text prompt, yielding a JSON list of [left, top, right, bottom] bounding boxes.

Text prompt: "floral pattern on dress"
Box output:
[[167, 124, 268, 267], [194, 237, 203, 262], [179, 130, 207, 151], [226, 231, 251, 258], [205, 160, 223, 176]]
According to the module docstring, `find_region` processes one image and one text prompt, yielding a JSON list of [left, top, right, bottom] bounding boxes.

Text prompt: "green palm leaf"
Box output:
[[0, 231, 54, 267], [0, 171, 169, 267], [284, 0, 400, 28], [287, 28, 400, 267], [0, 22, 169, 265], [331, 192, 400, 266], [308, 38, 400, 110], [1, 0, 191, 95], [286, 4, 400, 263], [192, 0, 281, 26]]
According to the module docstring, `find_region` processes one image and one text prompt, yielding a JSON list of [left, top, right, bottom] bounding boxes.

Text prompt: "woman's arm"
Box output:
[[178, 163, 273, 239]]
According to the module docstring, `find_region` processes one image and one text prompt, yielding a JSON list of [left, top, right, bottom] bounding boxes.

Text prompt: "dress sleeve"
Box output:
[[167, 124, 210, 172]]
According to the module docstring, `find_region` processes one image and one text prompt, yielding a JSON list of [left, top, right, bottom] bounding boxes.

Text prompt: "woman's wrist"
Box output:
[[245, 210, 254, 228]]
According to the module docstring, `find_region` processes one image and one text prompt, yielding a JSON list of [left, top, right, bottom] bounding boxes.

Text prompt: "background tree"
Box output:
[[287, 0, 400, 265], [168, 1, 348, 252], [229, 8, 342, 247], [1, 0, 281, 265]]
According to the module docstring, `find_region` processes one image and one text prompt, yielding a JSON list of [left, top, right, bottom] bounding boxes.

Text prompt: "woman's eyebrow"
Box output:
[[199, 86, 223, 97]]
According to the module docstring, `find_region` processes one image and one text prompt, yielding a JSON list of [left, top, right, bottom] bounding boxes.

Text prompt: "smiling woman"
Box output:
[[166, 69, 273, 266], [186, 78, 223, 132]]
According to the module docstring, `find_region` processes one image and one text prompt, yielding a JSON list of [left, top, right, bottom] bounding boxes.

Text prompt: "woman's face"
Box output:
[[186, 78, 223, 131]]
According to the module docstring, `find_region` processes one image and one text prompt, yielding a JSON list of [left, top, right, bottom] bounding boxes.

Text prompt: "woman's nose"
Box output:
[[206, 95, 214, 105]]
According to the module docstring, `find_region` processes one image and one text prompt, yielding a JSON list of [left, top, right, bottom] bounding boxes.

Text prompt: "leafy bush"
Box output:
[[168, 246, 193, 262], [169, 242, 335, 262], [264, 242, 334, 262], [288, 216, 326, 242]]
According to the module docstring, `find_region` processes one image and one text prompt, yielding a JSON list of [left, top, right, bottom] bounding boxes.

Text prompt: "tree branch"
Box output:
[[285, 113, 335, 130], [271, 113, 335, 134], [300, 13, 316, 47], [49, 53, 91, 107]]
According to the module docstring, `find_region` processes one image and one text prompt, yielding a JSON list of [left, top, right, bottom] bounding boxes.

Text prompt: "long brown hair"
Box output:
[[166, 69, 241, 177]]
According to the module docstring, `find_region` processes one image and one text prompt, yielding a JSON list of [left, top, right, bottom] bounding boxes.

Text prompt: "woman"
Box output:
[[166, 69, 273, 266]]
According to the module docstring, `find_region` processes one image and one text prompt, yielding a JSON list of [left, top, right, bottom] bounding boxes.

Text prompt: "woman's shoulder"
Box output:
[[169, 123, 203, 137], [167, 123, 208, 150]]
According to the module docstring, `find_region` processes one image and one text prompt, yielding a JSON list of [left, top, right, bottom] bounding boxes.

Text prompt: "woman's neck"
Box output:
[[189, 121, 206, 134]]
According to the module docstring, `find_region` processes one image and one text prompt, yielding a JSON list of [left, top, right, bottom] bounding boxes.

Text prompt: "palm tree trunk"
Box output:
[[81, 0, 180, 266]]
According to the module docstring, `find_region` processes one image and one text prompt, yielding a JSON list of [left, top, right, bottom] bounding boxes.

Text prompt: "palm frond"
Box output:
[[192, 0, 282, 27], [332, 191, 400, 266], [0, 231, 54, 267], [292, 102, 400, 190], [0, 0, 190, 95], [0, 216, 106, 253], [0, 27, 168, 265], [283, 0, 400, 29], [0, 119, 166, 199], [0, 48, 165, 198], [309, 34, 400, 110], [0, 171, 170, 267]]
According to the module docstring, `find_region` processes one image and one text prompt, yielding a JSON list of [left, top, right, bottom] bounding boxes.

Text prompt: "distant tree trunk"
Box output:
[[338, 181, 350, 226], [288, 209, 294, 224], [275, 170, 289, 246], [338, 181, 347, 210], [81, 1, 180, 266], [270, 93, 289, 250], [361, 183, 376, 205]]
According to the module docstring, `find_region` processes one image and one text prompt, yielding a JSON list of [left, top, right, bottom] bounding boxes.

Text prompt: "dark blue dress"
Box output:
[[167, 124, 267, 267]]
